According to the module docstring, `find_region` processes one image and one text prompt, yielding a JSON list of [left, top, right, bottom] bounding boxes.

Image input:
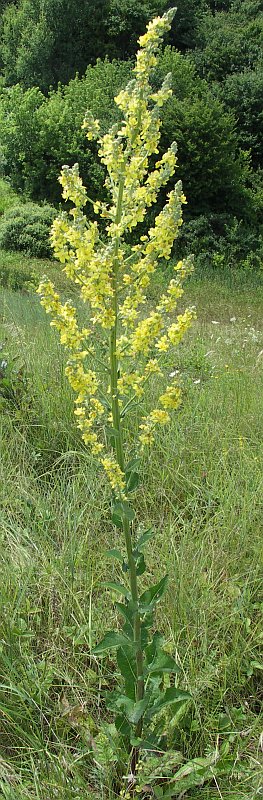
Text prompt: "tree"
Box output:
[[218, 69, 263, 168], [0, 59, 131, 198], [193, 0, 263, 81], [0, 0, 110, 91]]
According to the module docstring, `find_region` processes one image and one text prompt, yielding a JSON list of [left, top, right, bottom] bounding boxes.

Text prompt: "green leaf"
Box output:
[[125, 457, 141, 473], [127, 696, 149, 725], [92, 630, 130, 655], [115, 713, 131, 739], [113, 500, 135, 522], [115, 602, 134, 639], [147, 687, 190, 720], [117, 645, 137, 700], [139, 575, 168, 612], [111, 508, 123, 529], [145, 632, 163, 664], [105, 426, 120, 440], [116, 695, 149, 725], [137, 528, 154, 550], [136, 553, 146, 576], [106, 548, 123, 563], [147, 647, 181, 676], [102, 581, 131, 599], [126, 471, 140, 493]]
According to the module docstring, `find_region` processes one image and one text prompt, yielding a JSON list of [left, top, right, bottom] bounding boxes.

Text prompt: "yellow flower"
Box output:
[[159, 385, 182, 410], [101, 456, 126, 493], [37, 5, 195, 483]]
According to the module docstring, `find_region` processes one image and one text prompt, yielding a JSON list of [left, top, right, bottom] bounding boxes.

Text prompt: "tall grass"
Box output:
[[0, 274, 262, 798]]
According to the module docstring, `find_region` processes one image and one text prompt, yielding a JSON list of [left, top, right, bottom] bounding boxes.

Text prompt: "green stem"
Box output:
[[109, 174, 144, 761]]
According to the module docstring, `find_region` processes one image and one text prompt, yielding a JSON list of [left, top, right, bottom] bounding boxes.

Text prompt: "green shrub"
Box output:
[[176, 213, 263, 272], [0, 177, 23, 216], [0, 202, 56, 257]]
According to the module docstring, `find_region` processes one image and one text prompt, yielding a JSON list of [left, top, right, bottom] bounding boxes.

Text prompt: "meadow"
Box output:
[[0, 256, 262, 798]]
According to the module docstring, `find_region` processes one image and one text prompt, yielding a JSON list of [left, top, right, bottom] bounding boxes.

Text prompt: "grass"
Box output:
[[0, 267, 262, 799]]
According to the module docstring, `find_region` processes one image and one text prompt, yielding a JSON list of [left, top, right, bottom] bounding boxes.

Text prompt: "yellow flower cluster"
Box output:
[[156, 308, 197, 354], [101, 456, 126, 493], [139, 409, 170, 447], [38, 6, 196, 491], [82, 110, 100, 140], [159, 385, 182, 410], [118, 371, 145, 399]]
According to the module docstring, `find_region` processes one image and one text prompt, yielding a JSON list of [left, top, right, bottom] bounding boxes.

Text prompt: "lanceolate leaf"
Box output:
[[115, 601, 134, 639], [115, 713, 131, 739], [147, 651, 181, 676], [116, 694, 150, 725], [113, 500, 135, 522], [92, 630, 131, 655], [135, 553, 146, 576], [117, 645, 137, 700], [146, 687, 191, 720], [106, 548, 124, 563], [139, 575, 168, 612], [102, 581, 131, 599], [137, 528, 155, 550], [126, 471, 140, 493]]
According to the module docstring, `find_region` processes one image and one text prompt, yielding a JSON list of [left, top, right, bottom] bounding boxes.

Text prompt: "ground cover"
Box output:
[[0, 266, 262, 798]]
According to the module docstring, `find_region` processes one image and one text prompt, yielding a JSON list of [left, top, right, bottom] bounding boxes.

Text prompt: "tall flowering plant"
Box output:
[[38, 7, 196, 791]]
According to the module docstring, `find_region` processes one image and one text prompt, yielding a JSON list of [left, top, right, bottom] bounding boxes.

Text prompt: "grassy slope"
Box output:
[[0, 271, 262, 798]]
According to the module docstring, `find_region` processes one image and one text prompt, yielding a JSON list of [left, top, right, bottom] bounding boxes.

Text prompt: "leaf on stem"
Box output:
[[117, 645, 137, 700], [102, 581, 131, 599], [146, 687, 191, 720], [106, 548, 124, 563], [92, 630, 131, 655], [139, 575, 168, 612], [137, 528, 155, 550]]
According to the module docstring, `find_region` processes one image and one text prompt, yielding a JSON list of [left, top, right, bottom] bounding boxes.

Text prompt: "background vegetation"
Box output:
[[0, 0, 262, 270]]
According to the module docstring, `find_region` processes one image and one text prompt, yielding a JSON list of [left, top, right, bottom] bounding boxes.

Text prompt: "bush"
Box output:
[[0, 177, 22, 216], [0, 202, 56, 257], [175, 213, 263, 272]]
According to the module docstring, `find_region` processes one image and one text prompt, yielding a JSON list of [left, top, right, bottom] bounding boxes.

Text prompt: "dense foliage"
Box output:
[[0, 0, 262, 269], [0, 201, 55, 256]]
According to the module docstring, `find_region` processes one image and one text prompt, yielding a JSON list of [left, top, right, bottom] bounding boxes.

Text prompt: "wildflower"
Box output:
[[101, 456, 126, 493], [159, 385, 182, 410], [38, 5, 195, 490]]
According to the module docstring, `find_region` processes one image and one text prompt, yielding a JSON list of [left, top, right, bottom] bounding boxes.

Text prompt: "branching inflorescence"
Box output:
[[37, 7, 195, 495], [37, 8, 196, 786]]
